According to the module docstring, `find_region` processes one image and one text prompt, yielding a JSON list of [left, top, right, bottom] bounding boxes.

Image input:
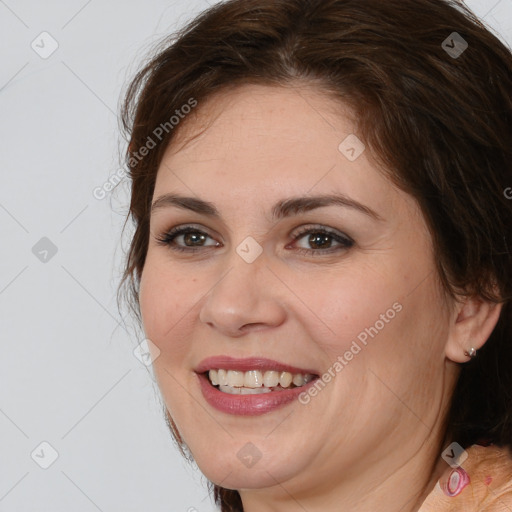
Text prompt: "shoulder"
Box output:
[[419, 443, 512, 511]]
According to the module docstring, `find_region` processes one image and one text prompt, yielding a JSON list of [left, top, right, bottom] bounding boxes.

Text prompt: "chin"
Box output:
[[201, 463, 295, 490], [193, 443, 309, 490]]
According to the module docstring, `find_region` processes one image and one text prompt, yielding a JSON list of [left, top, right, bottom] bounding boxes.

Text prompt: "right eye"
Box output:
[[155, 225, 222, 252]]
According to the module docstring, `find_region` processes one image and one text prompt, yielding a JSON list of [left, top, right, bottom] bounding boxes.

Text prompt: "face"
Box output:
[[139, 84, 455, 497]]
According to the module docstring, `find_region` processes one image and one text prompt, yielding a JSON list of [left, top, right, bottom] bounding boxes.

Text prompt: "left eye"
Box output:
[[155, 225, 354, 255], [289, 227, 354, 254]]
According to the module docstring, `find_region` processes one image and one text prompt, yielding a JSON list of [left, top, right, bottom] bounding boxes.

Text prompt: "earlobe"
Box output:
[[444, 295, 502, 364]]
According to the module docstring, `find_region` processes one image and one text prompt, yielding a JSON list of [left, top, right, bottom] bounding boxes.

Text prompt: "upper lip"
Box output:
[[195, 356, 320, 376]]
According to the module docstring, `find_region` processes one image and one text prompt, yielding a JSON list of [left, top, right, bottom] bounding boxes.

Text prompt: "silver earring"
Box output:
[[464, 347, 477, 358]]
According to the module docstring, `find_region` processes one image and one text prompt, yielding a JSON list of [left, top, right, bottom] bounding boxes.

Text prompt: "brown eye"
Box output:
[[155, 226, 220, 252], [290, 226, 354, 255]]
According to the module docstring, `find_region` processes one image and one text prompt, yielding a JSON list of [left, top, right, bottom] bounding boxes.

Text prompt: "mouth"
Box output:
[[195, 356, 320, 395], [202, 369, 318, 394]]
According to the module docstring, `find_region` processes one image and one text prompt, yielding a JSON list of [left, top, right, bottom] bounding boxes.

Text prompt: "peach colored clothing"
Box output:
[[419, 444, 512, 511]]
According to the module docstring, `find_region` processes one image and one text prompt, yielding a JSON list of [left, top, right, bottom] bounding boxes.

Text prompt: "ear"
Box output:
[[445, 294, 502, 363]]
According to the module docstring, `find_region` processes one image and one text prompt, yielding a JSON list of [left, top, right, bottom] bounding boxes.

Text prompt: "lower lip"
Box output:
[[196, 372, 319, 416]]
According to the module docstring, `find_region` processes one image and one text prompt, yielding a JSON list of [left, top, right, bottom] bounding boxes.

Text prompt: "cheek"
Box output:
[[139, 260, 194, 353], [291, 266, 404, 359], [300, 260, 445, 376]]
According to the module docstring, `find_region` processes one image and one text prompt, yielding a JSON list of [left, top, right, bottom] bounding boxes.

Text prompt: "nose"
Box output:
[[198, 248, 287, 337]]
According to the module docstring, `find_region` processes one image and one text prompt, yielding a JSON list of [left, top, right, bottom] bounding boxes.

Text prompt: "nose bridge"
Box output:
[[209, 243, 267, 312], [199, 243, 286, 334]]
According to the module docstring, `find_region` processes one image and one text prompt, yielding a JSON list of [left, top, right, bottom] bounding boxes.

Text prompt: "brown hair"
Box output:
[[117, 0, 512, 510]]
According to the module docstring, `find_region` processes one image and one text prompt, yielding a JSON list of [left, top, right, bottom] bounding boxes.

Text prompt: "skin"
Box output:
[[138, 83, 502, 512]]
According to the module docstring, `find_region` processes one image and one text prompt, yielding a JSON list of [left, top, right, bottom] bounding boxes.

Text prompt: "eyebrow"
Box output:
[[150, 192, 384, 222]]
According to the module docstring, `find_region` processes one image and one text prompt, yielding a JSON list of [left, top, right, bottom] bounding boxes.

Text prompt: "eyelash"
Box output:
[[155, 224, 354, 256]]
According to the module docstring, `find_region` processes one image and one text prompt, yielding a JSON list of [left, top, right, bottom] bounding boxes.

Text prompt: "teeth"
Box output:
[[219, 384, 240, 394], [279, 371, 293, 387], [218, 369, 228, 386], [292, 373, 305, 386], [218, 384, 273, 395], [208, 368, 316, 392], [226, 370, 245, 387], [244, 370, 263, 387], [263, 370, 280, 387], [240, 387, 271, 395]]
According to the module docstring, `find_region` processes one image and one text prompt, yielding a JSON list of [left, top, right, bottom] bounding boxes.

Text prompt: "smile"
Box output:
[[195, 356, 321, 415], [207, 369, 317, 394]]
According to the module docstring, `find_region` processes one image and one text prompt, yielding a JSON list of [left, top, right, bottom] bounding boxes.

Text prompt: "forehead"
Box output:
[[153, 84, 405, 218], [160, 83, 355, 169]]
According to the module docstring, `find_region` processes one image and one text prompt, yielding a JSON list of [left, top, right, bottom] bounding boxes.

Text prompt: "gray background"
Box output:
[[0, 1, 511, 511]]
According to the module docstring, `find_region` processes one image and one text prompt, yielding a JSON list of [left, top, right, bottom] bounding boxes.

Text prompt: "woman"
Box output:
[[117, 0, 512, 510]]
